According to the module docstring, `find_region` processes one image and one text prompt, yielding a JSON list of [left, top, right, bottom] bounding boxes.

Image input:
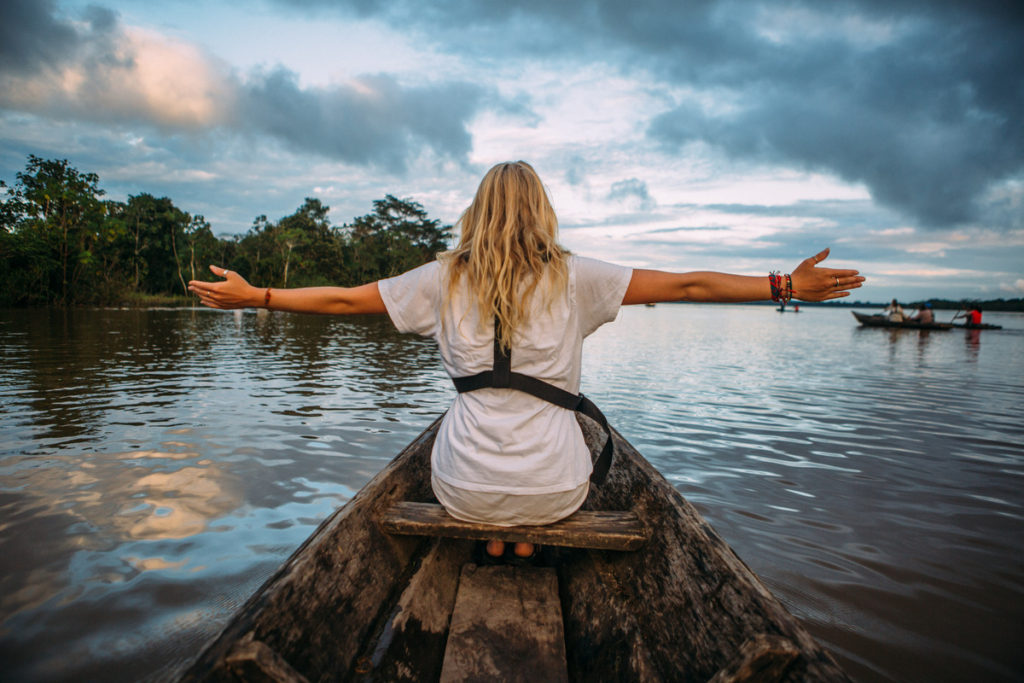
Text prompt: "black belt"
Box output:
[[451, 318, 614, 484]]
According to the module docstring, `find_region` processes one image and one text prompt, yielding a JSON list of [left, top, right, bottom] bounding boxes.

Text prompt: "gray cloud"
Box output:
[[0, 1, 490, 172], [6, 0, 1021, 242], [0, 1, 124, 76], [647, 9, 1024, 228], [238, 69, 485, 172], [274, 0, 1023, 229], [608, 177, 654, 209], [0, 0, 83, 73]]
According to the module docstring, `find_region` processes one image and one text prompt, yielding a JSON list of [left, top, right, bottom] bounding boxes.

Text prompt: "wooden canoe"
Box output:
[[851, 311, 953, 330], [180, 415, 850, 682], [951, 322, 1003, 330]]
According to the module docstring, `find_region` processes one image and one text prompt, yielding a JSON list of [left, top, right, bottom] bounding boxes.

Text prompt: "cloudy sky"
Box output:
[[2, 0, 1022, 302]]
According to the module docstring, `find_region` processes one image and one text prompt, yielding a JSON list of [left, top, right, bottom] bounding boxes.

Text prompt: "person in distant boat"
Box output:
[[884, 298, 905, 322], [955, 304, 983, 327], [188, 161, 865, 560], [910, 303, 934, 324]]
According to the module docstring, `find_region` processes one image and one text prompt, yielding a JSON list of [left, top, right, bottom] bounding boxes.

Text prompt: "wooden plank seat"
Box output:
[[440, 565, 568, 683], [380, 501, 649, 551]]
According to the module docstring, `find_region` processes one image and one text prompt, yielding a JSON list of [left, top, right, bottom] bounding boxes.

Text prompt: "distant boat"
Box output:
[[852, 311, 1002, 330], [852, 311, 952, 330], [950, 322, 1002, 330], [949, 318, 1003, 330], [644, 302, 656, 308]]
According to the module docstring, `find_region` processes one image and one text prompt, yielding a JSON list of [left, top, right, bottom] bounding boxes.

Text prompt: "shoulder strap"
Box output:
[[451, 318, 615, 484]]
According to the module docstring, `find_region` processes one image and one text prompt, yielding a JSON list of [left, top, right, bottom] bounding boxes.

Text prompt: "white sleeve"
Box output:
[[573, 255, 633, 337], [377, 261, 442, 337]]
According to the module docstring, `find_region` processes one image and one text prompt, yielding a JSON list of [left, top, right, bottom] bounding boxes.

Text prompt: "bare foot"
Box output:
[[485, 539, 505, 557], [513, 542, 535, 558]]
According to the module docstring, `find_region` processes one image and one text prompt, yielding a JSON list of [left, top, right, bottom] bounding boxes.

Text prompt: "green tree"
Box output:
[[275, 198, 345, 287], [231, 198, 348, 288], [122, 193, 194, 295], [91, 198, 132, 302], [0, 156, 122, 304], [233, 214, 274, 285], [343, 195, 451, 283], [1, 177, 57, 305], [3, 155, 453, 304], [183, 215, 219, 283], [7, 156, 109, 304]]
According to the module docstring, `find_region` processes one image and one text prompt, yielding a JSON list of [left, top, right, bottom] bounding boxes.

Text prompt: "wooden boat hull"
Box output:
[[180, 416, 849, 682], [852, 311, 953, 330], [951, 322, 1002, 330]]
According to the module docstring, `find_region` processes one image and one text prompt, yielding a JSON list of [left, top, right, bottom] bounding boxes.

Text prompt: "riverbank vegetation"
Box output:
[[4, 155, 1021, 311], [0, 155, 451, 307]]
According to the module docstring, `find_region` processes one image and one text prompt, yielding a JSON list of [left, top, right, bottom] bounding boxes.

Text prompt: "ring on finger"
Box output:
[[834, 275, 840, 287]]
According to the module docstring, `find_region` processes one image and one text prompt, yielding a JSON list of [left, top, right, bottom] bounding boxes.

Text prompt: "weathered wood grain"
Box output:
[[707, 634, 800, 683], [561, 415, 850, 682], [180, 413, 850, 683], [380, 502, 648, 551], [223, 636, 309, 683], [440, 565, 568, 683], [348, 537, 468, 681]]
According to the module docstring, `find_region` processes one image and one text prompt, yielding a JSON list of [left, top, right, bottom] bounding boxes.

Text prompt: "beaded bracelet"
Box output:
[[264, 287, 272, 307], [769, 271, 793, 303]]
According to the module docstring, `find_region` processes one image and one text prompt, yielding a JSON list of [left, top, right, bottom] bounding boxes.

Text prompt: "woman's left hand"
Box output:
[[791, 248, 865, 301]]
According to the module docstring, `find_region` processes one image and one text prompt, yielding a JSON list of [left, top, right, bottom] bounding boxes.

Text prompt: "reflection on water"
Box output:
[[1, 306, 1022, 681], [0, 308, 450, 681]]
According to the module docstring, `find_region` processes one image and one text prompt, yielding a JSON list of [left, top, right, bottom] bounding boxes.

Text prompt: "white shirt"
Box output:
[[378, 255, 632, 494]]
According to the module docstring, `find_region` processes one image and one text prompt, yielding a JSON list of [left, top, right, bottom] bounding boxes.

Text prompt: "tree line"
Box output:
[[0, 155, 452, 306]]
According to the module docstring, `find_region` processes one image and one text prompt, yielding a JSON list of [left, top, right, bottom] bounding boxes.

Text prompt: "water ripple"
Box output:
[[1, 306, 1023, 681], [586, 305, 1024, 682]]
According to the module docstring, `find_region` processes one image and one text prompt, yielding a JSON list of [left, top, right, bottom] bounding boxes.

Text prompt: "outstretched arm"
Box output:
[[188, 265, 387, 315], [622, 248, 864, 305]]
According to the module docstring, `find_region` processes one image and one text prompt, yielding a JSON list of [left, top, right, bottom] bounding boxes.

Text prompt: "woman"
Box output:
[[189, 161, 864, 559]]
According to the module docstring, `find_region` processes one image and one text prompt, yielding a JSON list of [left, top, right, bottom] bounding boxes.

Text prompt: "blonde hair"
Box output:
[[439, 161, 569, 350]]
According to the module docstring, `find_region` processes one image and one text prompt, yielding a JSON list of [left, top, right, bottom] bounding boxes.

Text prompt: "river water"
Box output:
[[1, 305, 1021, 682]]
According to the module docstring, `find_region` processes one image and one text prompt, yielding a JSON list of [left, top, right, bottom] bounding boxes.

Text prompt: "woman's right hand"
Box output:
[[188, 265, 260, 309], [790, 248, 865, 301]]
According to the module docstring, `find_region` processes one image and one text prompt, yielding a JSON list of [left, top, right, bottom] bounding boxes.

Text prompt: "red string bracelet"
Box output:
[[264, 287, 272, 308], [769, 272, 793, 303], [769, 272, 782, 302]]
